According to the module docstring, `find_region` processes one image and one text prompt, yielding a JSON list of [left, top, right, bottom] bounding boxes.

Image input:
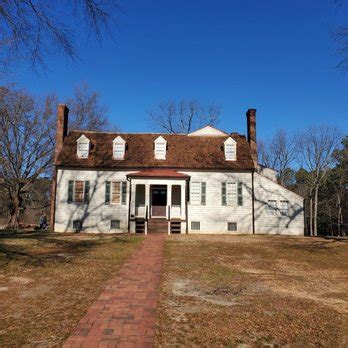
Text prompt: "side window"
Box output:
[[267, 200, 277, 214], [190, 182, 206, 205], [68, 181, 89, 204], [280, 200, 289, 215]]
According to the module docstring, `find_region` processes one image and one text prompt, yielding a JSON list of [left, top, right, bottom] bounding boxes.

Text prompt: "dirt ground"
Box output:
[[155, 234, 348, 347], [0, 230, 143, 347]]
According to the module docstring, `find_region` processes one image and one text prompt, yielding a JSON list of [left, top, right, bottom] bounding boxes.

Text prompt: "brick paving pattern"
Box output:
[[64, 234, 165, 348]]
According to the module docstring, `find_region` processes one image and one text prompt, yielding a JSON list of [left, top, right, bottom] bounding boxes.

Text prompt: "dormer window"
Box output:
[[76, 134, 90, 159], [113, 136, 126, 160], [154, 136, 167, 160], [224, 137, 236, 161]]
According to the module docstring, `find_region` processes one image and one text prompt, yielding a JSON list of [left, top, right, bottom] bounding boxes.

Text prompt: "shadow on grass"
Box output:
[[0, 230, 136, 267]]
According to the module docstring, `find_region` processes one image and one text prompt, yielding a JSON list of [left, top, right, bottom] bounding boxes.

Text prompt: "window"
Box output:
[[74, 181, 84, 203], [154, 136, 167, 159], [113, 136, 126, 159], [191, 221, 200, 230], [190, 182, 206, 205], [267, 200, 277, 213], [105, 181, 127, 205], [76, 135, 90, 158], [237, 182, 243, 206], [68, 180, 90, 204], [222, 182, 236, 206], [110, 219, 120, 229], [73, 220, 82, 231], [227, 222, 237, 231], [280, 200, 289, 214], [224, 137, 236, 161]]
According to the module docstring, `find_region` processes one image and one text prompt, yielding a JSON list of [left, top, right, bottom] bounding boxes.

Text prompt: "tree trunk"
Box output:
[[7, 194, 21, 229], [313, 185, 319, 236], [309, 197, 313, 236]]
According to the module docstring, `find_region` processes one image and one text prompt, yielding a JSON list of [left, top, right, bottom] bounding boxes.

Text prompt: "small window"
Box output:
[[224, 137, 236, 161], [267, 200, 277, 213], [280, 200, 289, 214], [113, 136, 126, 159], [110, 219, 120, 229], [154, 136, 167, 159], [191, 221, 200, 230], [73, 220, 82, 231], [76, 135, 90, 158], [227, 222, 237, 231]]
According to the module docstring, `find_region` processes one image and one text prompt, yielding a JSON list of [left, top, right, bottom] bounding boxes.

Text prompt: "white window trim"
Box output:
[[224, 137, 237, 161], [76, 134, 90, 159], [154, 136, 167, 160], [280, 200, 289, 215], [113, 136, 126, 160], [223, 181, 237, 206]]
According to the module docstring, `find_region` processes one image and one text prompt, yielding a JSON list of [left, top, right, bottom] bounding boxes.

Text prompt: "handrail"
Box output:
[[145, 205, 148, 221]]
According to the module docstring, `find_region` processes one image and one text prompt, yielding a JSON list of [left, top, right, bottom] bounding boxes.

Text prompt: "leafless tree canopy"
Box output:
[[66, 83, 109, 131], [258, 129, 298, 186], [298, 126, 342, 236], [0, 84, 112, 228], [0, 87, 55, 228], [147, 99, 221, 134], [0, 0, 119, 71]]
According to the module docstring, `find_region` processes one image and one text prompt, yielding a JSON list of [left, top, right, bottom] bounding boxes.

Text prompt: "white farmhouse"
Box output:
[[51, 105, 304, 235]]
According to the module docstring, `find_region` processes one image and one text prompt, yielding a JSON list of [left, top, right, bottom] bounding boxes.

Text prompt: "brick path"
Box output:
[[64, 234, 165, 348]]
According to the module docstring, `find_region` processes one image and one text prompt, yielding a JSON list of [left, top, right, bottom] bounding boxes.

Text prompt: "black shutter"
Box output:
[[221, 182, 226, 206], [68, 180, 74, 203], [105, 181, 110, 205], [201, 182, 206, 205], [121, 181, 127, 205], [237, 182, 243, 206], [84, 181, 90, 204]]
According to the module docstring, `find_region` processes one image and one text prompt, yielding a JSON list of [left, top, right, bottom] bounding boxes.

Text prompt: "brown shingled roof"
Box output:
[[56, 131, 255, 170]]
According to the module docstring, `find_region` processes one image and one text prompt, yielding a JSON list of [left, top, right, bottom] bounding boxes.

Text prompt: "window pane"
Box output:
[[74, 181, 84, 203], [114, 144, 124, 159], [225, 144, 235, 160], [112, 182, 121, 204], [190, 182, 201, 205], [226, 182, 236, 205], [78, 142, 89, 158]]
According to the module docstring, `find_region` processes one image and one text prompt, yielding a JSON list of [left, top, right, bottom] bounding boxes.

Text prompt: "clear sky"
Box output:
[[7, 0, 348, 138]]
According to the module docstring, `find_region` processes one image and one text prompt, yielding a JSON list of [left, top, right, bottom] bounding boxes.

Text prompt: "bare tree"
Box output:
[[258, 129, 298, 186], [147, 99, 221, 134], [66, 83, 109, 131], [0, 0, 119, 72], [0, 87, 55, 228], [298, 126, 342, 236]]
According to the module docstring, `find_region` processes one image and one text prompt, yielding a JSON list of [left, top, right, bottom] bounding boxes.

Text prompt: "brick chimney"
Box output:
[[54, 104, 69, 162], [246, 108, 257, 168]]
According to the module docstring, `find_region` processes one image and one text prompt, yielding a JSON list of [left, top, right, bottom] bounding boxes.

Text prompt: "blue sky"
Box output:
[[8, 0, 348, 138]]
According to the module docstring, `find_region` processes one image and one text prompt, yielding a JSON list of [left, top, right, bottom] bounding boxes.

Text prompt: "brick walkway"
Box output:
[[64, 234, 165, 348]]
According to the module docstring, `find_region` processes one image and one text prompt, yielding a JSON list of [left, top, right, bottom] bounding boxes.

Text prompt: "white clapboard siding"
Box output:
[[254, 172, 304, 235], [54, 169, 304, 235]]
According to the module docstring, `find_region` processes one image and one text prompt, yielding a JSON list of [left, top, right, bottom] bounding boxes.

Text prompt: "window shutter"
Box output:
[[201, 182, 206, 205], [68, 180, 74, 203], [84, 181, 90, 203], [121, 181, 127, 205], [221, 182, 226, 206], [237, 182, 243, 206], [105, 181, 110, 205]]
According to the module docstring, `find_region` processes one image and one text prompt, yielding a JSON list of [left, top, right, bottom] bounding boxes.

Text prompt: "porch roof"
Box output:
[[127, 169, 190, 179]]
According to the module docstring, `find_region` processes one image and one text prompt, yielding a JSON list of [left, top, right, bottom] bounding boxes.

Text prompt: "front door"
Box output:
[[151, 186, 167, 217]]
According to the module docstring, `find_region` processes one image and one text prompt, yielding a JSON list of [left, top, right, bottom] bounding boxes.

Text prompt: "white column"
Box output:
[[167, 184, 172, 220], [181, 183, 186, 221], [145, 184, 150, 218]]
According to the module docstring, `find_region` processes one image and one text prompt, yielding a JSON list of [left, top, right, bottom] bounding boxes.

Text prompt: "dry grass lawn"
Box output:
[[155, 235, 348, 347], [0, 230, 143, 347]]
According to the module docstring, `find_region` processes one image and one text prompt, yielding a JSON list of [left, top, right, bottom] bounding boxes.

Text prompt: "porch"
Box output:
[[127, 170, 189, 234]]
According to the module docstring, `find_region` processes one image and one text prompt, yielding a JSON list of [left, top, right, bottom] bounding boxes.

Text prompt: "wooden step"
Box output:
[[147, 219, 168, 233]]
